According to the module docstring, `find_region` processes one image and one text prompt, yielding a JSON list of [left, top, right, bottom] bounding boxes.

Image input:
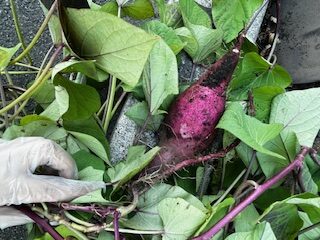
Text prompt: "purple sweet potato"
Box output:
[[146, 36, 245, 174]]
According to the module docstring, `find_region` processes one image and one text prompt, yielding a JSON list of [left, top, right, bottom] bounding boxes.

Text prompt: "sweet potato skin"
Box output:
[[148, 38, 244, 172]]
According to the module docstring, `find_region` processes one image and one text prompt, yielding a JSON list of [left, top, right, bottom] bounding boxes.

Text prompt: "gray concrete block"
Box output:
[[276, 0, 320, 84]]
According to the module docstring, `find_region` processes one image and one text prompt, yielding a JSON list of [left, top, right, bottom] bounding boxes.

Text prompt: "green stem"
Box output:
[[117, 5, 121, 18], [97, 100, 108, 117], [0, 72, 51, 115], [14, 62, 41, 71], [0, 45, 63, 115], [9, 0, 32, 64], [117, 189, 139, 217], [213, 170, 246, 207], [102, 4, 122, 132], [105, 227, 163, 235], [64, 211, 94, 227], [111, 92, 126, 116], [8, 99, 28, 121], [4, 69, 14, 85], [32, 206, 163, 236], [10, 0, 57, 64], [1, 71, 38, 75], [103, 75, 117, 132], [0, 76, 9, 128], [36, 45, 54, 79]]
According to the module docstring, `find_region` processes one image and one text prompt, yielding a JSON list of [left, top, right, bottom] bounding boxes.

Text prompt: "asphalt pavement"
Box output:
[[0, 0, 51, 238]]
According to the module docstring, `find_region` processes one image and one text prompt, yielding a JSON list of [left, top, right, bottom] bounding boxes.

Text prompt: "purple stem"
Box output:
[[193, 147, 310, 240], [113, 210, 120, 240], [14, 205, 64, 240], [60, 203, 115, 218]]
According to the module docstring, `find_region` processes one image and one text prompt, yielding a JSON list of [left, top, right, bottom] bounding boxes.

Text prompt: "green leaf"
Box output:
[[100, 1, 118, 15], [39, 0, 62, 44], [179, 0, 211, 28], [123, 183, 207, 231], [257, 129, 317, 193], [40, 99, 67, 121], [66, 134, 89, 154], [226, 222, 277, 240], [229, 52, 292, 100], [300, 162, 318, 195], [107, 145, 160, 191], [234, 204, 260, 232], [122, 0, 154, 20], [236, 142, 259, 175], [255, 187, 291, 211], [20, 114, 52, 126], [72, 150, 108, 203], [253, 86, 285, 123], [68, 131, 110, 165], [143, 20, 185, 55], [3, 120, 67, 142], [175, 25, 223, 63], [155, 0, 182, 28], [125, 101, 164, 130], [258, 194, 320, 238], [298, 211, 320, 240], [53, 75, 101, 120], [97, 231, 114, 240], [217, 102, 284, 158], [257, 132, 296, 178], [61, 8, 158, 87], [212, 0, 263, 42], [142, 39, 179, 114], [257, 89, 320, 191], [88, 0, 102, 10], [35, 225, 79, 240], [0, 44, 21, 71], [196, 198, 234, 237], [175, 27, 197, 56], [31, 80, 55, 108], [101, 0, 154, 20], [63, 117, 109, 155], [52, 60, 109, 82], [261, 203, 303, 240], [270, 88, 320, 147], [158, 198, 207, 240], [285, 193, 320, 212]]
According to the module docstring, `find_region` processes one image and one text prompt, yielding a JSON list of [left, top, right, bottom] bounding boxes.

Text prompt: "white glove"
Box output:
[[0, 137, 105, 229]]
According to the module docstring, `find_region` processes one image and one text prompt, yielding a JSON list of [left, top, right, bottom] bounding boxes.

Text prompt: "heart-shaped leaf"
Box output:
[[158, 198, 207, 240], [72, 150, 108, 203], [68, 131, 110, 165], [60, 7, 158, 87], [123, 183, 207, 231], [53, 75, 101, 120], [179, 0, 211, 28], [143, 20, 185, 55], [53, 60, 109, 82], [229, 52, 292, 101], [142, 39, 179, 114], [212, 0, 263, 42], [176, 25, 223, 63], [0, 44, 21, 71], [107, 145, 160, 191], [217, 102, 284, 158], [270, 88, 320, 147]]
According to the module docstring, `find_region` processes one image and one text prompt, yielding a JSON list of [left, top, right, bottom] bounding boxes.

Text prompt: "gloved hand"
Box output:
[[0, 137, 105, 229]]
